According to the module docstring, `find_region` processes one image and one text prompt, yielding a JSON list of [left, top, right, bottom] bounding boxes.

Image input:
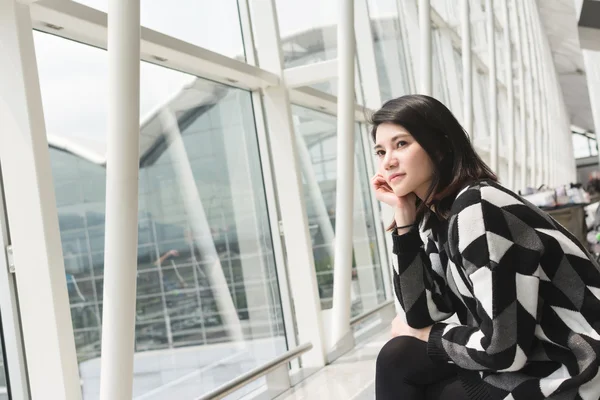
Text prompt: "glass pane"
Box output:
[[474, 70, 490, 141], [498, 92, 508, 152], [73, 0, 245, 60], [276, 0, 337, 69], [432, 29, 447, 105], [591, 138, 598, 157], [515, 106, 522, 161], [36, 32, 286, 399], [573, 134, 591, 159], [451, 47, 464, 118], [0, 335, 8, 399], [368, 0, 411, 102], [291, 106, 386, 316]]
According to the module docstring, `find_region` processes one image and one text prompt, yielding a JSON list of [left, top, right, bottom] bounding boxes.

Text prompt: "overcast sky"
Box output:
[[36, 0, 400, 144]]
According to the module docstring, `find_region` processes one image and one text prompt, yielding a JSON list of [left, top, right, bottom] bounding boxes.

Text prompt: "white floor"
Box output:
[[275, 330, 390, 400]]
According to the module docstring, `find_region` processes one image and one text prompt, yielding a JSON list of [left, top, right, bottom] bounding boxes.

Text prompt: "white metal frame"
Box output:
[[0, 169, 30, 400], [419, 0, 432, 94], [0, 1, 81, 398], [516, 0, 535, 188], [502, 0, 515, 189], [248, 0, 327, 369], [462, 0, 473, 136], [509, 0, 526, 191], [237, 0, 301, 361], [486, 0, 498, 173]]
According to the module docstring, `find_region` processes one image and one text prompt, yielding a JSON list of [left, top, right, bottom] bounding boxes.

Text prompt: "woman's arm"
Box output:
[[427, 184, 543, 372], [392, 228, 455, 328]]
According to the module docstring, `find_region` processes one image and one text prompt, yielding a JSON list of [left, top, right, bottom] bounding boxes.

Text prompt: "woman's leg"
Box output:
[[425, 376, 471, 400], [376, 336, 463, 400]]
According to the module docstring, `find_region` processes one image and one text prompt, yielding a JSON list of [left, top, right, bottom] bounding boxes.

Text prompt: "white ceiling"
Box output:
[[537, 0, 595, 132]]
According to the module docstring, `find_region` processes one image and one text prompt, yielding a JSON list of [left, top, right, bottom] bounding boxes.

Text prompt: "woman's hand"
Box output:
[[391, 314, 432, 342], [372, 173, 400, 208], [372, 173, 417, 229]]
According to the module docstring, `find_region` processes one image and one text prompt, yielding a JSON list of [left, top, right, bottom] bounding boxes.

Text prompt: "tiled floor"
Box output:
[[275, 330, 390, 400]]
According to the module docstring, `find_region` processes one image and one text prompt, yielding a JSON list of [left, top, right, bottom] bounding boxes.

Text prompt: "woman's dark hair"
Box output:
[[369, 94, 497, 229]]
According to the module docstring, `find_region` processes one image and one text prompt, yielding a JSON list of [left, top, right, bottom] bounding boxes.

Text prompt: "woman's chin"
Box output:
[[391, 184, 411, 198]]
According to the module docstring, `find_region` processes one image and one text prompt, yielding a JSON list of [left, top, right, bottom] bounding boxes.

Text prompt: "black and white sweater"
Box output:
[[392, 180, 600, 400]]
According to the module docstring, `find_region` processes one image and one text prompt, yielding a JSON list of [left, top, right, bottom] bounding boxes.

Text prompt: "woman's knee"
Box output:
[[376, 336, 424, 371]]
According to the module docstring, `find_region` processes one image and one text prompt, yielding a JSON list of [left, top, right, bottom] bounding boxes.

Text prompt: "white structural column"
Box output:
[[517, 0, 534, 189], [462, 0, 473, 137], [530, 2, 549, 185], [486, 0, 498, 173], [0, 1, 80, 398], [419, 0, 432, 95], [509, 0, 526, 190], [330, 0, 356, 348], [250, 0, 326, 367], [531, 12, 546, 185], [502, 0, 515, 189], [99, 0, 141, 399], [523, 0, 539, 188]]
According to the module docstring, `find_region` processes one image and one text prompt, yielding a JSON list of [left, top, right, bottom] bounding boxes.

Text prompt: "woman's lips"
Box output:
[[389, 173, 405, 182]]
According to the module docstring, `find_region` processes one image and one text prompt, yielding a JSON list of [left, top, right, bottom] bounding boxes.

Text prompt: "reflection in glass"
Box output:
[[368, 0, 411, 102], [36, 33, 286, 399], [276, 0, 338, 68], [432, 29, 448, 105], [72, 0, 246, 60], [291, 106, 386, 316]]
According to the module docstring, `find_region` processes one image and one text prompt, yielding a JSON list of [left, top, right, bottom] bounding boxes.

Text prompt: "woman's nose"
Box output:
[[383, 153, 398, 170]]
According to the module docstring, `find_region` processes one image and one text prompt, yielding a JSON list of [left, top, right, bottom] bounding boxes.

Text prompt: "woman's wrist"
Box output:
[[393, 207, 416, 229]]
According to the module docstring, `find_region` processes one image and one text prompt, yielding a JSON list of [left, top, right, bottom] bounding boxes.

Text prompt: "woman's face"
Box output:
[[374, 122, 435, 200]]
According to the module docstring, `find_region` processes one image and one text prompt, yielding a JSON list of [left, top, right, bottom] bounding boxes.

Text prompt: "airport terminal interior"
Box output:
[[1, 0, 600, 398]]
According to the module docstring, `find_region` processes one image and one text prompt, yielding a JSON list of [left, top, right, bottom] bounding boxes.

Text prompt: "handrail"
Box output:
[[350, 300, 394, 327], [196, 342, 313, 400]]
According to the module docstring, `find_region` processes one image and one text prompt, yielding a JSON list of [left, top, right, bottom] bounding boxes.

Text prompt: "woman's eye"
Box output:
[[375, 150, 385, 158], [396, 141, 407, 148]]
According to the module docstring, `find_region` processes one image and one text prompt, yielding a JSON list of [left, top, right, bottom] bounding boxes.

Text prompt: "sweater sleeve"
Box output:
[[427, 184, 543, 372], [391, 229, 454, 329]]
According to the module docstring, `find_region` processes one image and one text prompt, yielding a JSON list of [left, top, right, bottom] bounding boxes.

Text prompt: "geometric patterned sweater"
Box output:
[[391, 180, 600, 399]]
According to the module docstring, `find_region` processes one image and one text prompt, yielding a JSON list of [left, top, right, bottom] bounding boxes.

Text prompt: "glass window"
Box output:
[[498, 92, 508, 153], [72, 0, 245, 60], [573, 134, 592, 159], [368, 0, 411, 102], [591, 138, 598, 157], [291, 106, 386, 315], [515, 106, 522, 162], [276, 0, 337, 69], [273, 0, 365, 98], [474, 70, 490, 141], [36, 32, 286, 399], [432, 29, 448, 105]]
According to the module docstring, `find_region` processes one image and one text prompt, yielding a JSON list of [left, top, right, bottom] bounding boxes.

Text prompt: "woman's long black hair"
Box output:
[[369, 94, 497, 229]]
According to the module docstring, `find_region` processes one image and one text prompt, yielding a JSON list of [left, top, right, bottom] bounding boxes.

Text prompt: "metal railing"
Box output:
[[350, 300, 394, 327], [196, 342, 313, 400]]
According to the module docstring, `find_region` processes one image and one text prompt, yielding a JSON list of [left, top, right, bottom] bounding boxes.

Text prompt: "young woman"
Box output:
[[371, 95, 600, 400]]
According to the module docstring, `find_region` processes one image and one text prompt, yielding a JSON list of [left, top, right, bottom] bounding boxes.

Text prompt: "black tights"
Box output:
[[376, 336, 470, 400]]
